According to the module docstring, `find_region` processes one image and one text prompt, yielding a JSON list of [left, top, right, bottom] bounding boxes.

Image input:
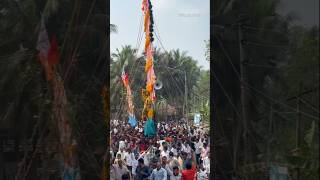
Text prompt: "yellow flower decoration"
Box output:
[[147, 109, 153, 118]]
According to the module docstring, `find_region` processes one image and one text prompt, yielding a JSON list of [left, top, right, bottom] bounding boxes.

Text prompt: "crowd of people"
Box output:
[[109, 118, 210, 180]]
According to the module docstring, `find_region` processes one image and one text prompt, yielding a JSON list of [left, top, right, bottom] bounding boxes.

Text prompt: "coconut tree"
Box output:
[[213, 0, 293, 178], [110, 45, 142, 119], [110, 47, 202, 120], [155, 49, 201, 111]]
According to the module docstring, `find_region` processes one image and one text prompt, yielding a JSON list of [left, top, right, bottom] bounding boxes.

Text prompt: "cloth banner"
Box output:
[[144, 118, 156, 137], [121, 70, 137, 127], [128, 115, 137, 127], [194, 113, 201, 125]]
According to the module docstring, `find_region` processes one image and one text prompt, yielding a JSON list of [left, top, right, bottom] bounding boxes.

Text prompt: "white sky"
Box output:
[[111, 0, 210, 70]]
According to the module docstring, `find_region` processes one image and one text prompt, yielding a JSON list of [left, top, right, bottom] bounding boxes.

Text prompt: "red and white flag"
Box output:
[[48, 35, 60, 66], [36, 16, 50, 62]]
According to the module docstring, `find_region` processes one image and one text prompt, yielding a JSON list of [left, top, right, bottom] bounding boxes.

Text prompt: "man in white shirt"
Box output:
[[113, 128, 118, 134], [116, 147, 126, 162], [158, 140, 166, 152], [165, 124, 169, 131], [112, 159, 130, 180], [160, 146, 170, 158], [168, 152, 180, 169], [125, 148, 135, 176], [170, 144, 178, 157], [181, 143, 191, 155], [114, 119, 119, 126], [139, 127, 143, 133], [201, 143, 210, 174], [169, 166, 182, 180], [197, 168, 207, 180], [131, 153, 139, 178], [162, 155, 174, 180], [151, 162, 167, 180], [181, 143, 187, 153], [119, 140, 125, 151], [195, 139, 203, 165]]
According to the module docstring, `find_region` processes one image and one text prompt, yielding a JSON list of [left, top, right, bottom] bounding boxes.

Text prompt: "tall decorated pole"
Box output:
[[141, 0, 156, 137], [35, 17, 80, 180], [121, 68, 137, 127]]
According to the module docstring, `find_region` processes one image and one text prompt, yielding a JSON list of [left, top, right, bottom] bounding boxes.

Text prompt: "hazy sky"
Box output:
[[279, 0, 319, 27], [110, 0, 210, 70], [110, 0, 318, 71]]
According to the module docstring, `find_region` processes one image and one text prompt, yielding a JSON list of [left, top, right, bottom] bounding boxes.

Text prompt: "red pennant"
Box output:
[[121, 73, 129, 86], [48, 35, 60, 66]]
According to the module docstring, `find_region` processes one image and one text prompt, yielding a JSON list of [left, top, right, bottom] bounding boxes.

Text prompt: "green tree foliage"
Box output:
[[213, 0, 319, 179], [0, 0, 108, 179], [110, 46, 203, 121], [192, 70, 210, 123], [205, 40, 210, 62], [278, 26, 319, 180]]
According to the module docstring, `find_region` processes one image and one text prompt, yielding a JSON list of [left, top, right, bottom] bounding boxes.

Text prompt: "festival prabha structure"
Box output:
[[119, 0, 158, 137], [141, 0, 157, 137], [121, 68, 137, 127], [36, 16, 80, 180]]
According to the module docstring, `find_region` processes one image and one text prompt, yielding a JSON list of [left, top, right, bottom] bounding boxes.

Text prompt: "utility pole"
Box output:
[[0, 134, 3, 180], [296, 82, 302, 180], [238, 14, 250, 180], [184, 71, 189, 130], [267, 104, 273, 166]]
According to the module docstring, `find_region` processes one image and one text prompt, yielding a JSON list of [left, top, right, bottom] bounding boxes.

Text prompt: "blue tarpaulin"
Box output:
[[128, 115, 137, 127]]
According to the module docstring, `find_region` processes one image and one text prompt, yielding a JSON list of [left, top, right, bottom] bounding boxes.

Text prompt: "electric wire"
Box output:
[[214, 34, 319, 120]]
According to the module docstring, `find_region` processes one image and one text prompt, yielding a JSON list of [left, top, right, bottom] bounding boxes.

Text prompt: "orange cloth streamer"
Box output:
[[145, 36, 150, 52], [41, 59, 54, 81], [144, 10, 150, 32], [145, 57, 152, 72], [146, 83, 153, 93]]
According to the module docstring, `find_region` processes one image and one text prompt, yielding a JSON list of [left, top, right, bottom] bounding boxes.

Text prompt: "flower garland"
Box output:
[[141, 0, 156, 137]]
